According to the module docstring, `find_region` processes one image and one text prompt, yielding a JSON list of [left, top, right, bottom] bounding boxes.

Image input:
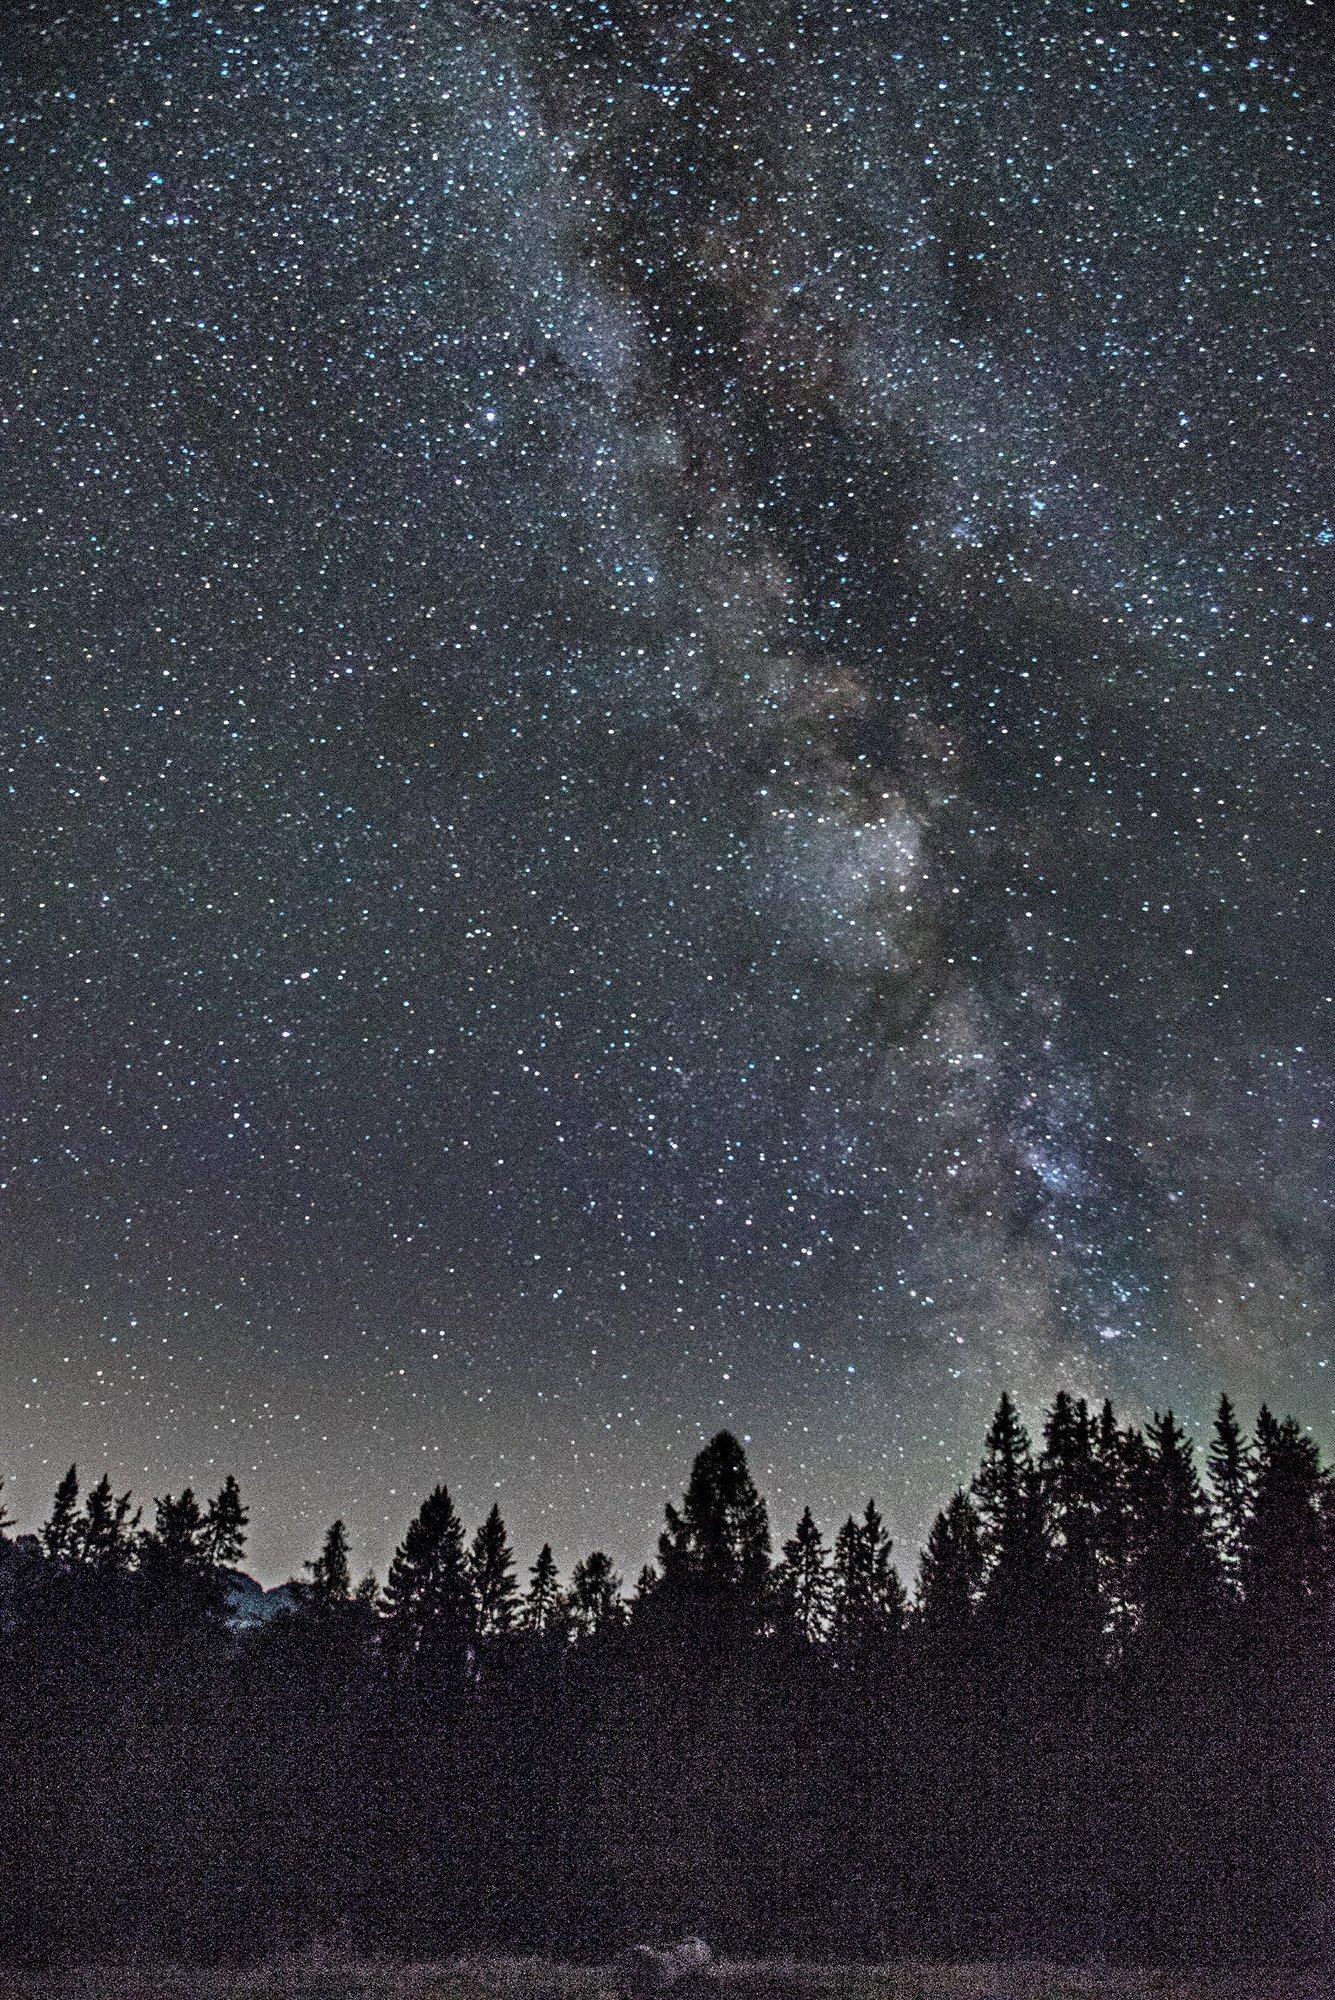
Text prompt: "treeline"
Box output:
[[0, 1392, 1331, 1968]]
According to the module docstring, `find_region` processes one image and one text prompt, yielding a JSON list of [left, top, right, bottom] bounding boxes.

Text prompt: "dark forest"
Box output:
[[2, 1393, 1330, 1971]]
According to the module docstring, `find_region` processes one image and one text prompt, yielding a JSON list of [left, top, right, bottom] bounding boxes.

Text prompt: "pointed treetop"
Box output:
[[43, 1465, 81, 1562], [917, 1489, 985, 1632], [203, 1475, 248, 1569], [470, 1502, 521, 1636], [306, 1519, 353, 1605], [776, 1504, 831, 1642], [383, 1484, 477, 1658], [524, 1542, 562, 1635], [659, 1429, 771, 1601]]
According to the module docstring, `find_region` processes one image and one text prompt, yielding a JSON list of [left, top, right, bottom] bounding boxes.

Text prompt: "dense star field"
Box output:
[[2, 0, 1331, 1584]]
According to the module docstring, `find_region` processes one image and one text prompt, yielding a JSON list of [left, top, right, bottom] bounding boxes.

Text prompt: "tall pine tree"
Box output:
[[202, 1475, 248, 1569], [470, 1503, 520, 1636], [831, 1500, 904, 1651], [383, 1484, 477, 1670], [80, 1474, 139, 1569], [42, 1465, 81, 1562], [658, 1430, 771, 1628], [523, 1543, 562, 1635], [1207, 1393, 1253, 1587], [305, 1519, 352, 1606], [775, 1506, 831, 1642], [569, 1551, 623, 1638], [917, 1489, 984, 1632]]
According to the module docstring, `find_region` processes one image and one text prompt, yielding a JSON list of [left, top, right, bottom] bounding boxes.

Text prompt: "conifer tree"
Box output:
[[202, 1474, 248, 1569], [569, 1550, 623, 1638], [523, 1542, 562, 1635], [80, 1473, 140, 1569], [1040, 1391, 1098, 1558], [143, 1488, 208, 1575], [916, 1489, 984, 1632], [658, 1430, 771, 1610], [972, 1393, 1033, 1555], [305, 1519, 353, 1605], [1207, 1393, 1253, 1584], [1094, 1406, 1151, 1641], [42, 1465, 81, 1561], [971, 1395, 1048, 1630], [383, 1484, 477, 1666], [1243, 1407, 1329, 1638], [775, 1505, 832, 1641], [470, 1502, 521, 1636], [1038, 1392, 1101, 1636], [831, 1500, 904, 1650], [1139, 1409, 1219, 1635]]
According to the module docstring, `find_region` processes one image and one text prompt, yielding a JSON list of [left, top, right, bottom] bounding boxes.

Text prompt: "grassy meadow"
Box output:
[[0, 1956, 1328, 2000]]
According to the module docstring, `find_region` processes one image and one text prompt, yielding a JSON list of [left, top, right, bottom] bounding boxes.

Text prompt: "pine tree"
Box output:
[[774, 1506, 832, 1642], [202, 1474, 248, 1569], [383, 1484, 477, 1667], [972, 1393, 1033, 1554], [305, 1519, 352, 1606], [1243, 1407, 1329, 1638], [143, 1488, 208, 1575], [1093, 1405, 1151, 1642], [1139, 1409, 1219, 1635], [971, 1395, 1047, 1629], [831, 1500, 904, 1651], [1039, 1392, 1101, 1637], [916, 1489, 984, 1632], [470, 1503, 521, 1636], [1040, 1391, 1098, 1558], [523, 1542, 562, 1635], [569, 1550, 623, 1638], [658, 1430, 771, 1608], [1207, 1394, 1253, 1585], [80, 1473, 140, 1569], [42, 1465, 81, 1561]]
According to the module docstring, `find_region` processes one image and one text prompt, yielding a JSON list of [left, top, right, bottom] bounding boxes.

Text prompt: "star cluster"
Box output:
[[2, 0, 1331, 1582]]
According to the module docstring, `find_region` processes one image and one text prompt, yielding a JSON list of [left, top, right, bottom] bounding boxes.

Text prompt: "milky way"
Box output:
[[3, 0, 1332, 1583]]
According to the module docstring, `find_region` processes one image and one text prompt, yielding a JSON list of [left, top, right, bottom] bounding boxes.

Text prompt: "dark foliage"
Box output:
[[0, 1400, 1330, 1970]]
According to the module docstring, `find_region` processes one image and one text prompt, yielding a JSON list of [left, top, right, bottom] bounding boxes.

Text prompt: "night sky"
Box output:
[[3, 0, 1331, 1588]]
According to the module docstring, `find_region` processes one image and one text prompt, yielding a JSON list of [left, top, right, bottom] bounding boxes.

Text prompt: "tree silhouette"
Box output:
[[775, 1505, 831, 1641], [305, 1519, 353, 1606], [1, 1387, 1331, 1969], [917, 1489, 984, 1632], [1243, 1407, 1329, 1639], [203, 1474, 248, 1569], [42, 1465, 80, 1562], [523, 1542, 562, 1635], [831, 1499, 904, 1651], [470, 1502, 520, 1636], [1138, 1409, 1219, 1636], [383, 1484, 476, 1670], [1039, 1391, 1101, 1632], [972, 1394, 1047, 1623], [569, 1550, 622, 1638], [658, 1430, 771, 1619], [1207, 1393, 1253, 1587], [142, 1487, 207, 1575], [79, 1473, 140, 1569]]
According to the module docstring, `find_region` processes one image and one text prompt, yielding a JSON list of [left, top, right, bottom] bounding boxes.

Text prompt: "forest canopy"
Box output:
[[1, 1391, 1330, 1971]]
